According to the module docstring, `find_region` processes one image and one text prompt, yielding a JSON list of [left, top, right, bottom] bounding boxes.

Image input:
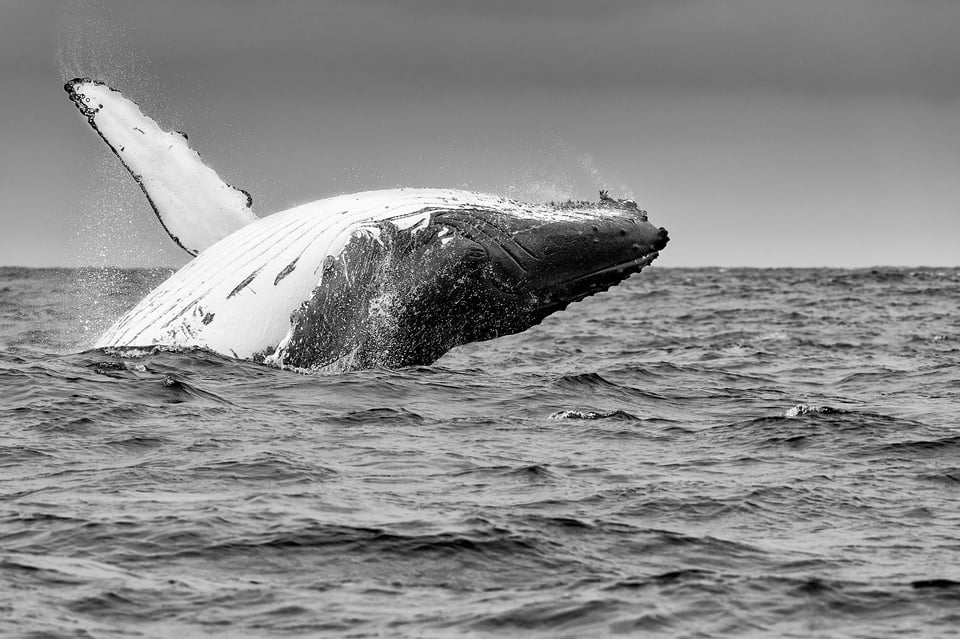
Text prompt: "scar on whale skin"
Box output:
[[274, 258, 299, 286], [227, 269, 262, 299]]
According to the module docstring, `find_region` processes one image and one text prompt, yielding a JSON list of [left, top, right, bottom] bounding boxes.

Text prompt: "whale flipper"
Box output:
[[65, 78, 257, 255]]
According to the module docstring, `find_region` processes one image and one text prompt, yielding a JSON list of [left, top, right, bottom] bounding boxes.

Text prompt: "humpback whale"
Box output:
[[65, 78, 669, 372]]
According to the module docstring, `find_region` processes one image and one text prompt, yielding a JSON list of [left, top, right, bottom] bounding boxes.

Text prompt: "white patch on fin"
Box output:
[[65, 78, 258, 255]]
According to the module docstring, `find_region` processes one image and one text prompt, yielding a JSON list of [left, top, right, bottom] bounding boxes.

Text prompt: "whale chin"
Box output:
[[537, 249, 664, 313]]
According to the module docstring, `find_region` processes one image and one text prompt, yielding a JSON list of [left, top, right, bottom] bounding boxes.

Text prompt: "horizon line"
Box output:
[[2, 264, 957, 271]]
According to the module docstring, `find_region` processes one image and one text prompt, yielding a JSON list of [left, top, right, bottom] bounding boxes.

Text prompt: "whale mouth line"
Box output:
[[560, 250, 661, 289], [532, 250, 661, 314]]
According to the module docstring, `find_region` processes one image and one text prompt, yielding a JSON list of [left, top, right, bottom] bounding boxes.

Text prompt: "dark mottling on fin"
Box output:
[[64, 78, 198, 257], [274, 258, 299, 286], [227, 269, 262, 299], [201, 312, 215, 325], [237, 187, 254, 209]]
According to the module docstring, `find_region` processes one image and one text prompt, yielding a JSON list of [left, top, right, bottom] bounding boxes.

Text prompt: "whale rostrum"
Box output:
[[66, 78, 669, 372]]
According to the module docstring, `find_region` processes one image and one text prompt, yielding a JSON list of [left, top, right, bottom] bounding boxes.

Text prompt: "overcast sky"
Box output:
[[2, 0, 958, 267]]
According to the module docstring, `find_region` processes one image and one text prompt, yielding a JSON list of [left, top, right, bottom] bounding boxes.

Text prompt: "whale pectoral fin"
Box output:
[[65, 78, 258, 256], [273, 227, 394, 371]]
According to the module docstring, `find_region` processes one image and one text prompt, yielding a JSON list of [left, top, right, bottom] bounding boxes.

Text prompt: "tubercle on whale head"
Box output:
[[550, 190, 651, 221]]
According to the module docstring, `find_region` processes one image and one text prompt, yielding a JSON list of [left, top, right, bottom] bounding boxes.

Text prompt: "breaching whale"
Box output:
[[65, 78, 669, 372]]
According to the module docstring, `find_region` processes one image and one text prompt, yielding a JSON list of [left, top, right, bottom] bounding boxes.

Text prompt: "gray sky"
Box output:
[[2, 0, 958, 267]]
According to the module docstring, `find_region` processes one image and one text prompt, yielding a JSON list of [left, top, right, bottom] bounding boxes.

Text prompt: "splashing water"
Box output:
[[502, 134, 638, 204], [550, 134, 636, 201], [57, 0, 153, 99], [3, 267, 959, 637], [57, 1, 185, 343]]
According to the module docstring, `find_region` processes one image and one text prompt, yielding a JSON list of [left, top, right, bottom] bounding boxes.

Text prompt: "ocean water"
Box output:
[[1, 265, 959, 637]]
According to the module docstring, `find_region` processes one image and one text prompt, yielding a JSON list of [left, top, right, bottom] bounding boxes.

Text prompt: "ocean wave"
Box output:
[[4, 267, 960, 637]]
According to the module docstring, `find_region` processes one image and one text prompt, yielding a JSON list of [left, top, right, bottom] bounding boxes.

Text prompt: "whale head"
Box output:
[[439, 203, 669, 319], [276, 198, 668, 370]]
